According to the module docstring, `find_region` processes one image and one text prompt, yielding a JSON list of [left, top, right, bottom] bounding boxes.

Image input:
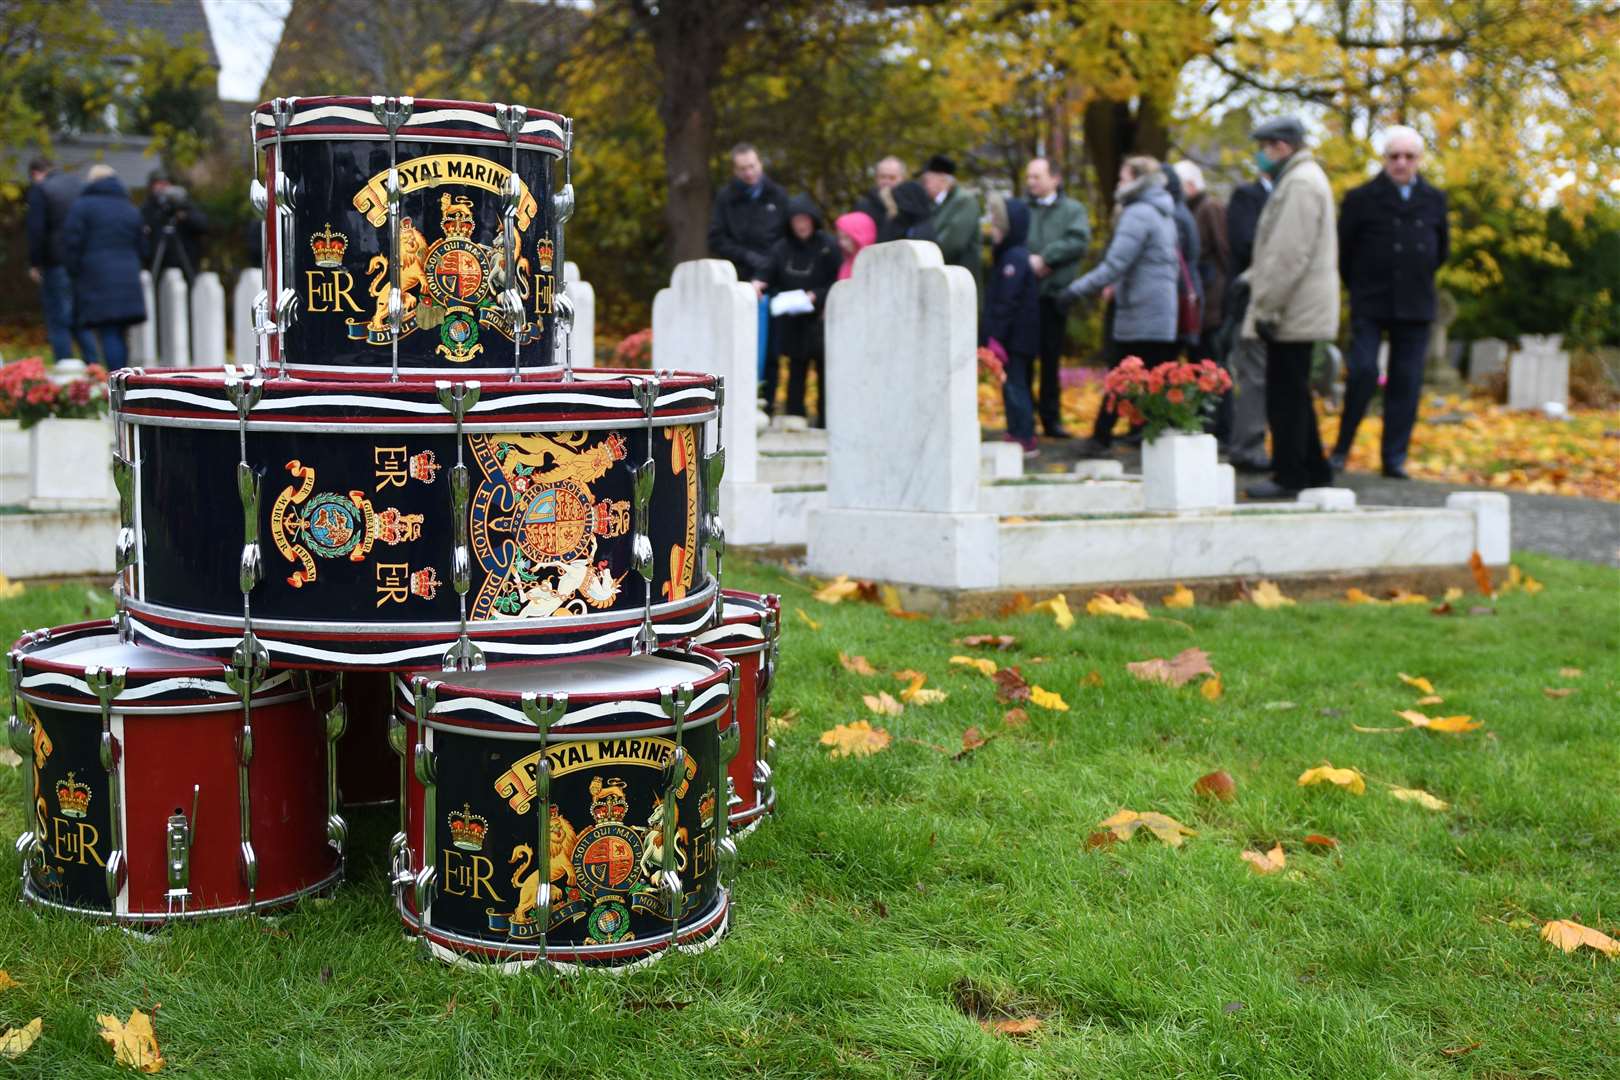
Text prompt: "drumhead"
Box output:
[[25, 632, 215, 674]]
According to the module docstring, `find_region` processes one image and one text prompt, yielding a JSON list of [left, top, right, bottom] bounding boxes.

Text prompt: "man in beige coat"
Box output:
[[1241, 116, 1338, 498]]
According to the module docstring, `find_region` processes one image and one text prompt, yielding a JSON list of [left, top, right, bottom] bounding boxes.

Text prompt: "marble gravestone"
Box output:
[[190, 271, 226, 366], [805, 240, 998, 587], [1469, 338, 1508, 386], [232, 268, 263, 366], [651, 259, 773, 542], [557, 261, 596, 369], [1507, 334, 1569, 411], [157, 268, 190, 367], [132, 271, 157, 365]]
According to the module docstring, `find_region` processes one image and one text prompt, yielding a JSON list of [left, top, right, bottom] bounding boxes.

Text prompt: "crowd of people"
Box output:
[[26, 160, 209, 371], [710, 117, 1449, 498]]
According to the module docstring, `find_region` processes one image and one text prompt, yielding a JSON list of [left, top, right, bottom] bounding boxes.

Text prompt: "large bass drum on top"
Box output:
[[391, 647, 737, 970], [252, 95, 572, 376], [112, 367, 721, 669]]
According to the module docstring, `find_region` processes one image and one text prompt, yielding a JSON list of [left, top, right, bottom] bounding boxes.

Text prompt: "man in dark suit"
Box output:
[[1331, 126, 1449, 478], [1222, 172, 1272, 471]]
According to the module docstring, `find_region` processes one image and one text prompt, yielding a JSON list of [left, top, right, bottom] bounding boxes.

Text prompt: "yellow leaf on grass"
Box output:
[[1398, 673, 1436, 695], [1558, 667, 1583, 678], [1389, 786, 1449, 811], [1200, 676, 1223, 701], [0, 1018, 41, 1059], [1032, 593, 1075, 629], [0, 970, 18, 990], [1249, 581, 1296, 609], [982, 1016, 1043, 1037], [1415, 695, 1444, 706], [1442, 586, 1463, 602], [1242, 843, 1286, 875], [1080, 670, 1104, 688], [1543, 687, 1576, 699], [1096, 809, 1196, 847], [812, 575, 864, 604], [1395, 710, 1481, 733], [1163, 584, 1196, 609], [892, 668, 926, 683], [0, 575, 23, 601], [838, 652, 878, 677], [795, 609, 821, 631], [98, 1009, 164, 1073], [950, 655, 998, 677], [898, 673, 947, 705], [1086, 593, 1150, 620], [1345, 587, 1385, 605], [862, 691, 903, 717], [1389, 589, 1429, 605], [1028, 686, 1068, 711], [1297, 764, 1366, 794], [1540, 919, 1620, 958], [820, 721, 892, 758]]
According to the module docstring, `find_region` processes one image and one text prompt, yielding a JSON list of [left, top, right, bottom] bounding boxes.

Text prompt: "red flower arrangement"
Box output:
[[1102, 357, 1232, 441], [0, 357, 110, 428], [612, 328, 653, 368]]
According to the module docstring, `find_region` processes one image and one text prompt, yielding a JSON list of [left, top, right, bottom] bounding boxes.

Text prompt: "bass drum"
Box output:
[[114, 367, 719, 669], [8, 622, 341, 922], [392, 647, 736, 971], [253, 95, 570, 376]]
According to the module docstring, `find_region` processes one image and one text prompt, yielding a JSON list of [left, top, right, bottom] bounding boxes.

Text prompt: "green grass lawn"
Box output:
[[1, 555, 1617, 1078]]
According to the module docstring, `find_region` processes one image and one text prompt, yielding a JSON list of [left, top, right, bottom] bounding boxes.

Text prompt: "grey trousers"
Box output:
[[1229, 336, 1268, 463]]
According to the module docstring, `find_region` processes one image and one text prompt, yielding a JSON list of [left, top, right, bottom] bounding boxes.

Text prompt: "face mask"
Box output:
[[1255, 147, 1281, 175]]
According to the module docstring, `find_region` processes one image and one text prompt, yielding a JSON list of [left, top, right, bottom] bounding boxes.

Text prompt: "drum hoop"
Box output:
[[18, 685, 319, 716], [411, 705, 725, 742], [259, 131, 565, 155], [398, 644, 732, 709], [124, 585, 716, 636], [22, 866, 342, 923], [114, 409, 718, 436], [119, 367, 718, 394]]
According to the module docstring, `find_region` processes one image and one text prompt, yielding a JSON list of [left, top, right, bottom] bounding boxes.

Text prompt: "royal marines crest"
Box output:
[[468, 432, 631, 620], [270, 460, 434, 595]]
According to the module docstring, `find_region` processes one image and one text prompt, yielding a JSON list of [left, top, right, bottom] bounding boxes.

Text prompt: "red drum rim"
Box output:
[[113, 367, 719, 432], [253, 96, 569, 154], [400, 888, 728, 973], [10, 620, 313, 711], [689, 591, 781, 655], [394, 646, 734, 732]]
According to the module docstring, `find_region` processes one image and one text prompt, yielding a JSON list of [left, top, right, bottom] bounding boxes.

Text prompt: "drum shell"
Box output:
[[691, 591, 781, 831], [13, 627, 337, 920], [117, 371, 715, 669], [393, 652, 731, 967], [338, 672, 397, 806], [259, 103, 563, 375]]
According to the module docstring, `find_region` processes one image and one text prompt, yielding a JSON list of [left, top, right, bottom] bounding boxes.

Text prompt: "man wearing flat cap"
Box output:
[[921, 154, 983, 289], [1240, 115, 1338, 498]]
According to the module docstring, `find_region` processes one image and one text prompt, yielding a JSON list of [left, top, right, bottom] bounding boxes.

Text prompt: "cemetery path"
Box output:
[[1031, 439, 1620, 567]]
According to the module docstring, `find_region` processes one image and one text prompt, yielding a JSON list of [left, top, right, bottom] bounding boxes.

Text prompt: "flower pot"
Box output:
[[0, 419, 28, 505], [1141, 431, 1234, 512], [27, 416, 117, 511]]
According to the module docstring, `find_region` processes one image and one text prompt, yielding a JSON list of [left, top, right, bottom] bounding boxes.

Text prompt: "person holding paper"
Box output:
[[761, 196, 841, 428]]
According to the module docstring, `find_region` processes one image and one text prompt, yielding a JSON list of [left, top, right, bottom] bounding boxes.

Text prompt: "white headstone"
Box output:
[[157, 268, 190, 367], [190, 272, 226, 367], [1507, 334, 1568, 411], [653, 260, 759, 483], [824, 240, 980, 513], [132, 270, 157, 365], [1469, 338, 1508, 385], [233, 268, 263, 366], [557, 261, 596, 369], [1446, 491, 1511, 565]]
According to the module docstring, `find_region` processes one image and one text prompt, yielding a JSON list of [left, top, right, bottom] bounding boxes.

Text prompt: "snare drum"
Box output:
[[252, 95, 572, 376], [691, 591, 780, 835], [113, 367, 721, 669], [7, 623, 342, 922], [392, 648, 737, 970]]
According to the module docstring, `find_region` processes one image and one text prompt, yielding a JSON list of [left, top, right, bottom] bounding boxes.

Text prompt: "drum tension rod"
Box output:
[[110, 369, 137, 642], [554, 116, 576, 382], [437, 381, 484, 671], [702, 376, 727, 632], [631, 376, 662, 655], [373, 96, 413, 383], [6, 649, 42, 895], [225, 372, 268, 913], [521, 691, 567, 967], [87, 665, 129, 912], [310, 672, 348, 863], [657, 682, 694, 952], [387, 692, 412, 898], [269, 96, 300, 380], [409, 677, 441, 953], [717, 662, 741, 895], [758, 606, 781, 816], [495, 103, 530, 383]]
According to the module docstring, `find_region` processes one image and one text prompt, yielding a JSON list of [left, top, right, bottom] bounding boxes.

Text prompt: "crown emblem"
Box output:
[[411, 566, 440, 600], [440, 193, 476, 240], [376, 506, 424, 545], [588, 775, 630, 823], [592, 499, 631, 537], [409, 451, 441, 483], [698, 788, 716, 827], [56, 772, 91, 818], [447, 803, 489, 851], [537, 236, 554, 274], [310, 222, 348, 267]]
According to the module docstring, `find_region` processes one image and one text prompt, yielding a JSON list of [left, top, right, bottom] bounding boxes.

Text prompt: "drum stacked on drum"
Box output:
[[5, 95, 783, 971]]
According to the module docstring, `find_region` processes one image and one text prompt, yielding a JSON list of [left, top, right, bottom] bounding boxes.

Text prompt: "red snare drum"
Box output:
[[7, 623, 342, 922], [691, 591, 780, 835], [337, 672, 397, 807], [392, 647, 736, 970]]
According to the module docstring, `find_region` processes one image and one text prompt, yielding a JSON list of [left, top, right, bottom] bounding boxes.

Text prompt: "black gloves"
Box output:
[[1255, 319, 1279, 344]]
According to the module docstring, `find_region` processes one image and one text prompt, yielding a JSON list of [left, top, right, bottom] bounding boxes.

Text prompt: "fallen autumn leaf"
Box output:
[[1032, 593, 1075, 629], [819, 721, 892, 758], [838, 652, 878, 677], [0, 1018, 41, 1060], [1126, 647, 1215, 688], [1388, 786, 1449, 811], [1241, 843, 1286, 874], [1298, 764, 1366, 794], [1096, 809, 1197, 847], [1086, 592, 1150, 620], [1249, 580, 1296, 609], [861, 692, 903, 717], [98, 1009, 164, 1073], [1539, 919, 1619, 958], [1193, 770, 1237, 801], [1162, 584, 1196, 609]]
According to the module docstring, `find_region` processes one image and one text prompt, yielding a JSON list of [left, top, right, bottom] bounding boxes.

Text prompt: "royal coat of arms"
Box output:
[[468, 432, 631, 620]]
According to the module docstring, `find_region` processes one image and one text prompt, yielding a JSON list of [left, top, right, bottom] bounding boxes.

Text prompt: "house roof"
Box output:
[[93, 0, 220, 67]]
